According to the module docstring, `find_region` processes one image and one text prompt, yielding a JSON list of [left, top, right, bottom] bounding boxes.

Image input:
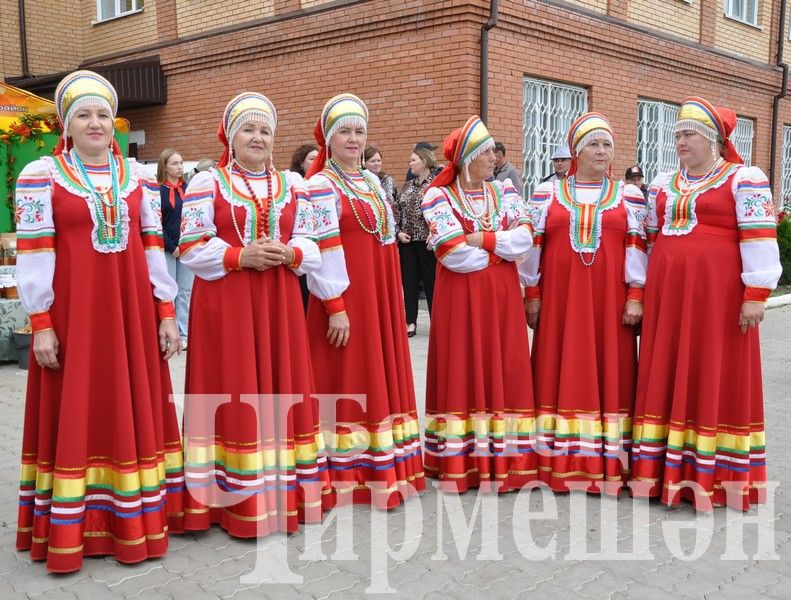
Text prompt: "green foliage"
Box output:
[[777, 217, 791, 285]]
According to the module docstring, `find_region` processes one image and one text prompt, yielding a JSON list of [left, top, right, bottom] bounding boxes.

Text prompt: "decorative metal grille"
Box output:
[[522, 78, 588, 197], [636, 100, 754, 184], [732, 117, 754, 167], [636, 100, 680, 185], [781, 126, 791, 210]]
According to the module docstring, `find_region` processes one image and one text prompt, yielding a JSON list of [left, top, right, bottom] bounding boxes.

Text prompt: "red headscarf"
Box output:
[[305, 118, 328, 179], [713, 106, 743, 165]]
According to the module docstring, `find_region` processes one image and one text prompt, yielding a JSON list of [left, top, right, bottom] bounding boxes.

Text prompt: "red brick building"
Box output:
[[3, 0, 791, 201]]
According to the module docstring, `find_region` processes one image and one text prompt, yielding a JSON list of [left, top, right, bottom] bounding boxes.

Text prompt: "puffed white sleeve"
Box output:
[[284, 170, 320, 276], [178, 170, 237, 282], [732, 166, 782, 303], [491, 179, 533, 262], [622, 183, 648, 292], [520, 181, 553, 296], [135, 162, 178, 313], [15, 158, 57, 332], [305, 173, 350, 315]]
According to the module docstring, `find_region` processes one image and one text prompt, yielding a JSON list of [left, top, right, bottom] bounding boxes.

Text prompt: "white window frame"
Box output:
[[96, 0, 143, 23], [724, 0, 759, 27], [780, 126, 791, 211], [522, 77, 588, 198]]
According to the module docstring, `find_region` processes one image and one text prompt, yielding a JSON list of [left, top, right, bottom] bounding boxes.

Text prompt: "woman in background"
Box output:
[[364, 146, 397, 207], [393, 146, 438, 337], [157, 147, 193, 349]]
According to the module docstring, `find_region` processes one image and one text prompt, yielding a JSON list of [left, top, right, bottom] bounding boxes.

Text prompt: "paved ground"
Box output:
[[0, 305, 789, 599]]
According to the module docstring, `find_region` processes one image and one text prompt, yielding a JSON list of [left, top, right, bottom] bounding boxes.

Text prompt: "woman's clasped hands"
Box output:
[[239, 236, 295, 271]]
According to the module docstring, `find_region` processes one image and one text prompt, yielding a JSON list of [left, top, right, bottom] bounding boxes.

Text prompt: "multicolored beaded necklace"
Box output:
[[666, 159, 736, 234], [327, 158, 391, 241], [69, 149, 124, 251], [229, 161, 272, 245], [558, 176, 619, 267], [452, 177, 495, 232]]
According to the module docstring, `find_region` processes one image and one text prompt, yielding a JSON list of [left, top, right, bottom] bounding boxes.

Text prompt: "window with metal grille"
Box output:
[[97, 0, 143, 22], [636, 99, 754, 184], [724, 0, 758, 26], [636, 100, 680, 185], [732, 117, 754, 166], [522, 77, 588, 197], [781, 126, 791, 210]]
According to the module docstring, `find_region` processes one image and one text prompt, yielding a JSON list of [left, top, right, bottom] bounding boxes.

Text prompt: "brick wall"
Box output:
[[714, 0, 772, 62], [0, 0, 83, 77], [82, 0, 159, 58], [628, 0, 700, 42], [565, 0, 608, 14], [176, 0, 274, 38], [0, 1, 22, 78]]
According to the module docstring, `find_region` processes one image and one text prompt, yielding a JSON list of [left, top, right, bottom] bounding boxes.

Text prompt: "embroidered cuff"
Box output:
[[481, 232, 498, 254], [30, 311, 53, 333], [626, 287, 645, 303], [744, 286, 771, 303], [288, 246, 304, 269], [223, 247, 244, 272], [323, 296, 346, 316], [157, 301, 176, 320], [525, 286, 541, 301]]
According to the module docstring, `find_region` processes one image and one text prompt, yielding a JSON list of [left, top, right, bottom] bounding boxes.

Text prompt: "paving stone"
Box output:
[[60, 577, 117, 600], [574, 570, 631, 598], [103, 564, 181, 597], [707, 582, 769, 599], [0, 579, 29, 600], [670, 573, 722, 597], [158, 579, 221, 600], [12, 569, 84, 596]]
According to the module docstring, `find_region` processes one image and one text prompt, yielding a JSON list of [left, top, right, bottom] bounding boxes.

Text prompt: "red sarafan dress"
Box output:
[[14, 154, 185, 573], [306, 167, 425, 508], [631, 162, 781, 510], [524, 178, 648, 494], [421, 179, 537, 493], [178, 166, 332, 536]]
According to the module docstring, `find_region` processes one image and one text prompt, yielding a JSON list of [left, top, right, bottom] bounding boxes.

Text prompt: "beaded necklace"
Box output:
[[69, 150, 124, 250], [564, 176, 612, 267], [453, 177, 494, 232], [679, 158, 723, 194], [229, 162, 272, 245], [327, 158, 391, 241]]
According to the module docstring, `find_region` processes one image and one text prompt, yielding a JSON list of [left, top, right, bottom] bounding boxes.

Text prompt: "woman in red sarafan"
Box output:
[[304, 94, 425, 508], [14, 70, 185, 573], [178, 93, 332, 536], [631, 97, 782, 510], [420, 115, 536, 493], [524, 113, 648, 495]]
